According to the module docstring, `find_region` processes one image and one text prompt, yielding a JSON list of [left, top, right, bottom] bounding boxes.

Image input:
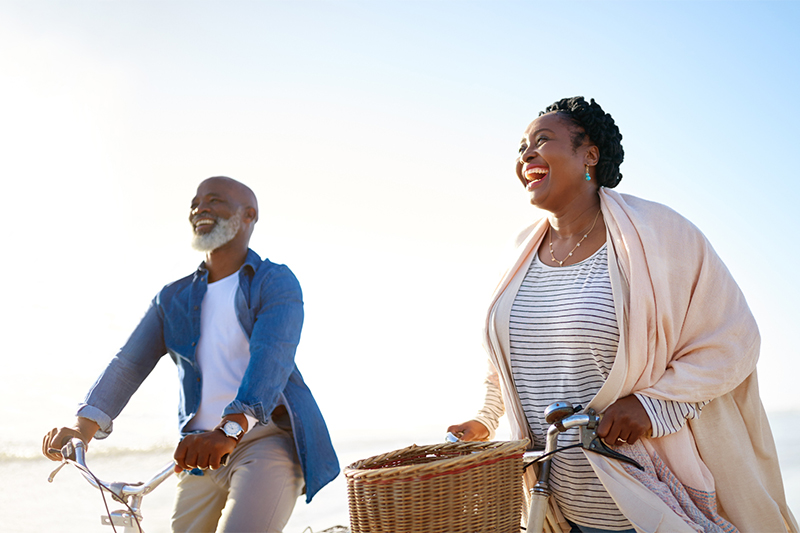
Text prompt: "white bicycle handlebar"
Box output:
[[47, 438, 175, 533]]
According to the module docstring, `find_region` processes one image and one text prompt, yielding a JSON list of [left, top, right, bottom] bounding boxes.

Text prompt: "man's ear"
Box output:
[[244, 207, 258, 224]]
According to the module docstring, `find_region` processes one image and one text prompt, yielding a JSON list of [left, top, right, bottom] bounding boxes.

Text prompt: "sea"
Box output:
[[2, 413, 798, 532], [1, 422, 450, 533]]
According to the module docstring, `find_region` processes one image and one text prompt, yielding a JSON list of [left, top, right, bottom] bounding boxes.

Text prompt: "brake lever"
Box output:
[[580, 423, 644, 471], [47, 440, 79, 482], [47, 461, 67, 482]]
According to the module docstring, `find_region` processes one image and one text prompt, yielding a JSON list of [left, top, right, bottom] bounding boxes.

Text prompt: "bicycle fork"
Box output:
[[100, 501, 145, 533]]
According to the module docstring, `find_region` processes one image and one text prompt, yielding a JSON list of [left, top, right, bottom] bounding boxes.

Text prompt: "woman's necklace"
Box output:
[[548, 209, 602, 267]]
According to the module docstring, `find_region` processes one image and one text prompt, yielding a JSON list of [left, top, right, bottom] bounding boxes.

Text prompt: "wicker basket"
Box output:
[[345, 440, 529, 533]]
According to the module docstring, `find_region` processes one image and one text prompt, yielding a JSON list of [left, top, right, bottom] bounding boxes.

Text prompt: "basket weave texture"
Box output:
[[345, 440, 528, 533]]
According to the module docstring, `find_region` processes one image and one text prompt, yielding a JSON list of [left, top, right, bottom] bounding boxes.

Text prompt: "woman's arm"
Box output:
[[447, 360, 505, 441]]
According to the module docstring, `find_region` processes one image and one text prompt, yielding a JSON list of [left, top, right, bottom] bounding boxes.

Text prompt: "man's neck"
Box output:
[[204, 244, 249, 283]]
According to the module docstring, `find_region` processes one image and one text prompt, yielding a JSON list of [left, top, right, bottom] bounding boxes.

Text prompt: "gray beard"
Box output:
[[191, 209, 243, 252]]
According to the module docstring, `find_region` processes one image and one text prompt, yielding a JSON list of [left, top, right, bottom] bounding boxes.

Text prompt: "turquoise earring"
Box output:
[[585, 165, 591, 181]]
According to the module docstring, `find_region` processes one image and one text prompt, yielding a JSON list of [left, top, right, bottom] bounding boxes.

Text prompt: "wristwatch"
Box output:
[[218, 420, 244, 441]]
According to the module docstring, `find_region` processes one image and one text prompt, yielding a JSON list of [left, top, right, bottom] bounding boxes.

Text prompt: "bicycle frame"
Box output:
[[525, 402, 642, 533], [450, 402, 642, 533], [48, 438, 175, 533], [526, 411, 597, 533]]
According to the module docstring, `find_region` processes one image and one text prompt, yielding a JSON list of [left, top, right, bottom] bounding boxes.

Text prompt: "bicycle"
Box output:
[[50, 402, 639, 533], [47, 438, 353, 533], [447, 401, 643, 533], [47, 438, 175, 533]]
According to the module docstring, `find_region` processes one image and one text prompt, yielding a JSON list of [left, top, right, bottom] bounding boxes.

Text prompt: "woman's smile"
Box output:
[[523, 164, 549, 190]]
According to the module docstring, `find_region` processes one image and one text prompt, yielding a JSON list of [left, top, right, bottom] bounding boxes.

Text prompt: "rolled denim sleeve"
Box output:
[[77, 298, 167, 438], [223, 266, 304, 424]]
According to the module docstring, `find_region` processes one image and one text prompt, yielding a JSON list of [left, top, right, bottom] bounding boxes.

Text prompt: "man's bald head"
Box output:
[[200, 176, 259, 223]]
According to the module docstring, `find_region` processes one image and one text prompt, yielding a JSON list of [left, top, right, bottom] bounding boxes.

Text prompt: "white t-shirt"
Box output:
[[184, 272, 257, 432]]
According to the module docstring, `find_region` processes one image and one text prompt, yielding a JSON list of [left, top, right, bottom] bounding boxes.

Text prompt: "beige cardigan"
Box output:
[[482, 189, 798, 532]]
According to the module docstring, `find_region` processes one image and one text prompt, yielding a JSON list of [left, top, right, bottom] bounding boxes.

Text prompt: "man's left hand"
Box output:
[[173, 430, 237, 473], [596, 395, 651, 446]]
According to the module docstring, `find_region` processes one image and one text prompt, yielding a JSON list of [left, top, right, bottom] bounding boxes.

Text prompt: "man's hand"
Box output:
[[596, 395, 652, 446], [446, 420, 490, 442], [42, 418, 99, 461], [173, 429, 239, 473]]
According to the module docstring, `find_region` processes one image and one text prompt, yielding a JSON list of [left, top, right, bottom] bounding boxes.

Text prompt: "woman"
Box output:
[[448, 97, 797, 533]]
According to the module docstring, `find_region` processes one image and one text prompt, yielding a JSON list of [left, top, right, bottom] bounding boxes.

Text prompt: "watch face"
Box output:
[[222, 421, 243, 438]]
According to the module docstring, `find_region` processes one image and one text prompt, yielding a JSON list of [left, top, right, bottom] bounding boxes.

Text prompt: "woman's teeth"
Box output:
[[525, 168, 548, 182]]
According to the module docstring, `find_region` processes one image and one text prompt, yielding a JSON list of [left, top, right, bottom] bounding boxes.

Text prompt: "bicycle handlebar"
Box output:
[[446, 404, 642, 471], [48, 438, 175, 504], [447, 402, 645, 533]]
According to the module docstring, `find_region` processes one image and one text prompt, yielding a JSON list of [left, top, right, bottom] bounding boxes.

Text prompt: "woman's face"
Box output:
[[516, 112, 598, 211]]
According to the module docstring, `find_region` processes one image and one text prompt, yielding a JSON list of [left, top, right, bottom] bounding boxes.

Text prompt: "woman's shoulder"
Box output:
[[603, 189, 702, 234], [602, 189, 714, 261], [607, 189, 681, 217]]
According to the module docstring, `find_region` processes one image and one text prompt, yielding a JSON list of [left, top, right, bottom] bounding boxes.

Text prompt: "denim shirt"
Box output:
[[77, 249, 339, 502]]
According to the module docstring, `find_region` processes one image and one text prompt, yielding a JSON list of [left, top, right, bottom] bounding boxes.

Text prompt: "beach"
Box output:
[[3, 424, 446, 532], [4, 414, 798, 533]]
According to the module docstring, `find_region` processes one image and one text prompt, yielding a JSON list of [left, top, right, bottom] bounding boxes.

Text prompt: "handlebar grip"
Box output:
[[60, 439, 77, 461], [445, 432, 461, 443]]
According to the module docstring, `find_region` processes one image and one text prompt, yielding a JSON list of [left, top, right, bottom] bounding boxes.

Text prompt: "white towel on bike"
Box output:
[[482, 189, 798, 533]]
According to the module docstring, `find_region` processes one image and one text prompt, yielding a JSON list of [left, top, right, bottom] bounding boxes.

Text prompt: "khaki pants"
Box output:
[[171, 419, 305, 533]]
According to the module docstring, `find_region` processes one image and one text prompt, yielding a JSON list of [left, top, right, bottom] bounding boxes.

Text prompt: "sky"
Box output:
[[2, 0, 799, 456]]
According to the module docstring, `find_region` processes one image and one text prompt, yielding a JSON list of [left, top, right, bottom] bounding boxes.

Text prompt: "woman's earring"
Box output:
[[585, 165, 592, 181]]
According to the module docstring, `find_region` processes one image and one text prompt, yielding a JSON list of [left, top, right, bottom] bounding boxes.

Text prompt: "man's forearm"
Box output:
[[75, 417, 100, 443]]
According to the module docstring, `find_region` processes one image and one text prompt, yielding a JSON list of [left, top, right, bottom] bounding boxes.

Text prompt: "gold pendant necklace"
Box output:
[[548, 210, 602, 267]]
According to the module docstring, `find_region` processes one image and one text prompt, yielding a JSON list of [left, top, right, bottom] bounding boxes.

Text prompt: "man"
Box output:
[[43, 176, 339, 532]]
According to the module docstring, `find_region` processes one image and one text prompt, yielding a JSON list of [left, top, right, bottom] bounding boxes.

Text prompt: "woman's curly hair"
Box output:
[[541, 96, 624, 188]]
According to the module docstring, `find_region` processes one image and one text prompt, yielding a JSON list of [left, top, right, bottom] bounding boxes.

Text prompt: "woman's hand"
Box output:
[[446, 420, 490, 442], [596, 395, 651, 446]]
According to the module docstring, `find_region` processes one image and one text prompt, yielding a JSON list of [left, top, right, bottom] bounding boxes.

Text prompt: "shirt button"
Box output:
[[197, 377, 201, 382], [191, 341, 196, 346], [193, 306, 199, 310]]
